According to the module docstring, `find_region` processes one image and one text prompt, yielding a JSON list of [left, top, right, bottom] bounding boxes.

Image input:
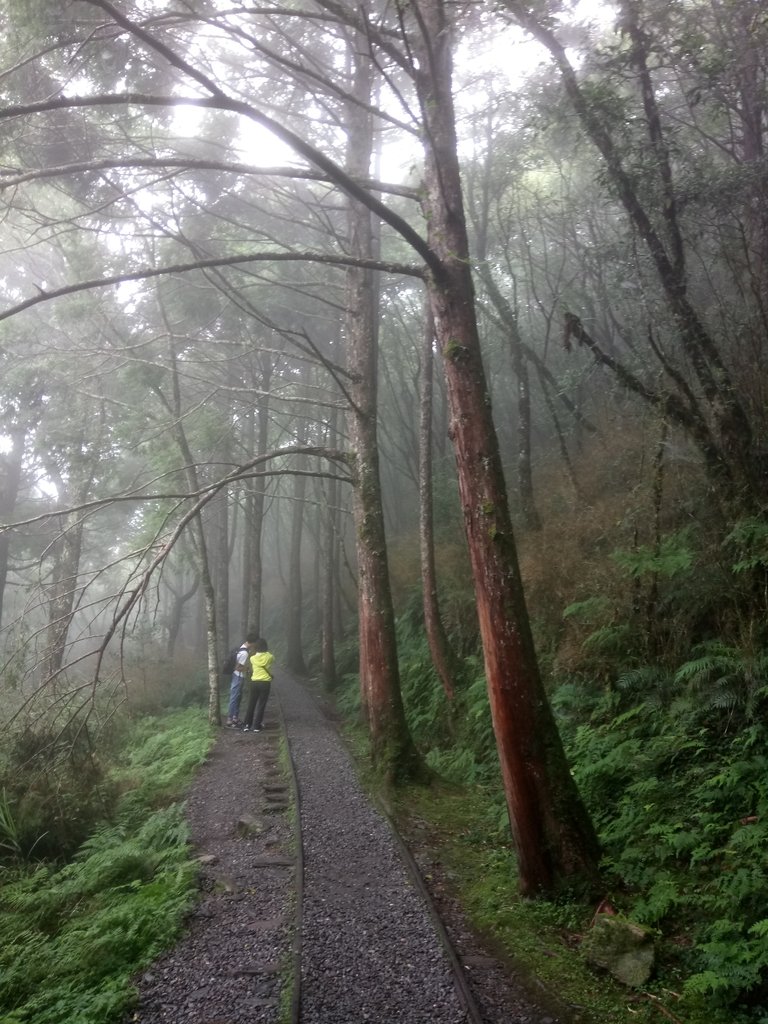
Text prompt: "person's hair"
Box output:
[[254, 638, 268, 652], [246, 630, 260, 644]]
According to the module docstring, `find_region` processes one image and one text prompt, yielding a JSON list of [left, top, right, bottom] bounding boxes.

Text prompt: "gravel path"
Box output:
[[125, 721, 294, 1024], [278, 677, 468, 1024], [125, 672, 566, 1024]]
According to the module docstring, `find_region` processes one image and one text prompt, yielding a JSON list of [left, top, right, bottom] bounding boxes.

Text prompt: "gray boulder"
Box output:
[[582, 913, 655, 987]]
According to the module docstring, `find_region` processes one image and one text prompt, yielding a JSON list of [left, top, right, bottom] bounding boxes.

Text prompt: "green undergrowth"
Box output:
[[555, 682, 768, 1024], [322, 671, 656, 1022], [327, 588, 768, 1022], [0, 707, 213, 1024], [391, 781, 680, 1024]]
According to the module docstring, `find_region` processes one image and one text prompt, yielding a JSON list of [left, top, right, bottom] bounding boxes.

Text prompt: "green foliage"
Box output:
[[563, 595, 613, 622], [0, 707, 212, 1024], [616, 665, 675, 707], [0, 717, 120, 863], [394, 600, 498, 786], [0, 706, 210, 867], [554, 654, 768, 1020], [335, 673, 362, 720], [612, 529, 695, 578], [113, 709, 214, 816], [549, 510, 768, 1020], [582, 622, 633, 656], [0, 789, 24, 860], [672, 641, 768, 725], [725, 518, 768, 574]]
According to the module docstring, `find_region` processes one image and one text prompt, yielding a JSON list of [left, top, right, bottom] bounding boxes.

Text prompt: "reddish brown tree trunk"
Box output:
[[414, 0, 599, 893]]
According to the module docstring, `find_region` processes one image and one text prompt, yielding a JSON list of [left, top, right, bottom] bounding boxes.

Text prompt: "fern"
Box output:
[[672, 642, 768, 727], [612, 528, 694, 578], [582, 623, 631, 654], [632, 873, 683, 924], [562, 596, 612, 620], [0, 789, 23, 859], [425, 747, 482, 784], [725, 516, 768, 573], [0, 708, 210, 1024], [616, 665, 670, 692]]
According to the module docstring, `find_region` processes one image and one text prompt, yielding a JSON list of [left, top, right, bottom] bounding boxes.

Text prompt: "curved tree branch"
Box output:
[[0, 250, 423, 324], [71, 0, 444, 276]]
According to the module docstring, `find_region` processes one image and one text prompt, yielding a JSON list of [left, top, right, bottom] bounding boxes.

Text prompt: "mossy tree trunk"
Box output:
[[321, 403, 340, 691], [0, 423, 26, 632], [344, 27, 420, 782], [285, 426, 308, 676], [244, 352, 272, 635], [151, 339, 220, 725], [419, 302, 459, 701]]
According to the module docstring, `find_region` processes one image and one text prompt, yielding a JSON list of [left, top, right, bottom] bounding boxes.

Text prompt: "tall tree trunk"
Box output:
[[42, 408, 103, 684], [240, 406, 255, 631], [43, 507, 87, 683], [413, 0, 600, 893], [152, 342, 220, 724], [0, 424, 25, 632], [245, 354, 272, 634], [211, 479, 230, 652], [512, 333, 541, 531], [419, 302, 458, 700], [164, 568, 199, 658], [344, 27, 420, 781], [321, 404, 340, 690], [285, 442, 308, 675]]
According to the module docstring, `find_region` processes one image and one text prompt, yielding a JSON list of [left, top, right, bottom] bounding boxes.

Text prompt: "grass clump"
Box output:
[[0, 707, 212, 1024]]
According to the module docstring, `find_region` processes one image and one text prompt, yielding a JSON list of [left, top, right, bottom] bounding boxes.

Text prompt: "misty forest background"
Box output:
[[1, 1, 768, 1022]]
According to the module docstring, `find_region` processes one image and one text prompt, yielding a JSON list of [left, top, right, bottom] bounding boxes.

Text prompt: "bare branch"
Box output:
[[0, 157, 419, 199], [0, 250, 423, 324], [1, 447, 352, 534]]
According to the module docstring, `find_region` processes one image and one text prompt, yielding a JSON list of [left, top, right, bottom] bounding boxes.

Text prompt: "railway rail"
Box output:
[[275, 676, 487, 1024], [127, 672, 565, 1024]]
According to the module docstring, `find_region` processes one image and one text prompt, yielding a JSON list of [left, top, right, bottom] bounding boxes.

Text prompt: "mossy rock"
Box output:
[[582, 913, 655, 987]]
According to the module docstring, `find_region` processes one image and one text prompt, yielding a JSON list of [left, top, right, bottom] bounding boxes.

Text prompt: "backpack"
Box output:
[[222, 644, 247, 676]]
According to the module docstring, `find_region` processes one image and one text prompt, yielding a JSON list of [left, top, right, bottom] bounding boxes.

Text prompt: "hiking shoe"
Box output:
[[254, 727, 262, 733], [242, 725, 250, 732]]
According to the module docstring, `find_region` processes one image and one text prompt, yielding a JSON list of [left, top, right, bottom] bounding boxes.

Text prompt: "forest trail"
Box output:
[[125, 674, 565, 1024]]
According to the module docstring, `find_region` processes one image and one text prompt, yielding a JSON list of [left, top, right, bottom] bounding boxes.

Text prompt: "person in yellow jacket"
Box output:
[[241, 638, 275, 733]]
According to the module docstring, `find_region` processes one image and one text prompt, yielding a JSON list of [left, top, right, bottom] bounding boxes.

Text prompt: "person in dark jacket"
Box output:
[[226, 632, 259, 727]]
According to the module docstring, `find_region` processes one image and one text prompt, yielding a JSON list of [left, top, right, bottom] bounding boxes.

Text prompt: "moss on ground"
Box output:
[[391, 782, 694, 1024]]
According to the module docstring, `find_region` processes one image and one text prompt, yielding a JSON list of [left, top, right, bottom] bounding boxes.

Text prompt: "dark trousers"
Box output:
[[243, 681, 271, 729]]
